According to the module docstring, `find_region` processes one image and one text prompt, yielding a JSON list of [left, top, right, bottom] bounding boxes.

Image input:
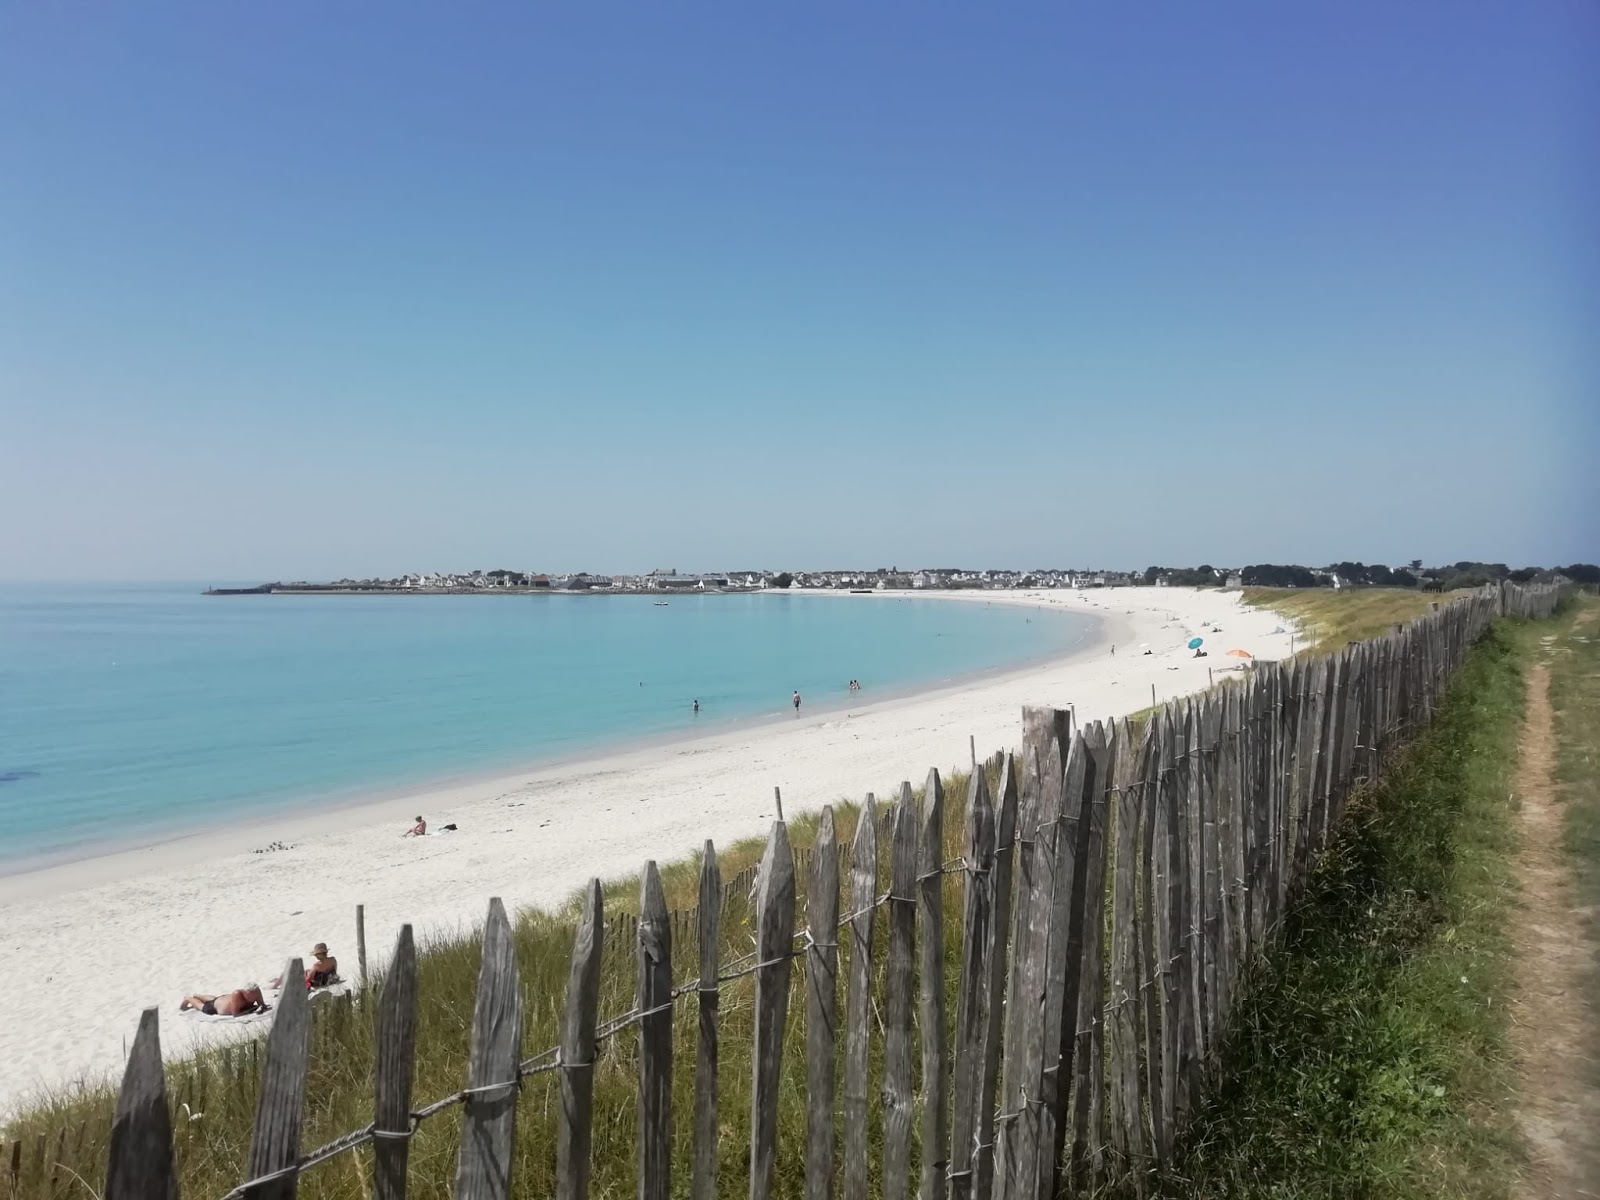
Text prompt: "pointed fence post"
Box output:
[[996, 715, 1066, 1200], [882, 788, 918, 1200], [373, 925, 418, 1200], [1067, 722, 1113, 1189], [244, 957, 312, 1200], [1109, 721, 1154, 1190], [454, 900, 522, 1200], [918, 769, 950, 1200], [750, 821, 797, 1200], [842, 795, 880, 1200], [976, 756, 1020, 1200], [638, 864, 674, 1200], [691, 845, 722, 1200], [356, 903, 369, 996], [1038, 729, 1096, 1200], [806, 811, 841, 1200], [105, 1008, 176, 1200], [950, 769, 996, 1200], [557, 883, 604, 1200]]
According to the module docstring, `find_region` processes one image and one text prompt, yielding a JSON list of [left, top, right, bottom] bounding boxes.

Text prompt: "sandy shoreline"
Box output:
[[0, 587, 1292, 1116]]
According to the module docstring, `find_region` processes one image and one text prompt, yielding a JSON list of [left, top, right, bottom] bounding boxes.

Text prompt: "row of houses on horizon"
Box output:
[[277, 566, 1248, 593]]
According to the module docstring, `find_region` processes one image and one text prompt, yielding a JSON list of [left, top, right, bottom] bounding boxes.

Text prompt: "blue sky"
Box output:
[[2, 3, 1594, 580]]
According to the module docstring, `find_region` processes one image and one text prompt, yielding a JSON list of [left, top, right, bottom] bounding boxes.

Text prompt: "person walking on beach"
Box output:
[[793, 690, 802, 716]]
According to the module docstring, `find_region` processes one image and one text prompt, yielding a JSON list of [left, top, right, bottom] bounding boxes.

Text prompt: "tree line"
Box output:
[[1162, 560, 1600, 591]]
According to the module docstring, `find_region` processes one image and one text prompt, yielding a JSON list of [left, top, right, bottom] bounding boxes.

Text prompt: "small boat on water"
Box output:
[[653, 601, 669, 607]]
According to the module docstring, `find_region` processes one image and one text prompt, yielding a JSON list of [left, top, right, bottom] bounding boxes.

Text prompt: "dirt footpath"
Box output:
[[1510, 624, 1600, 1199]]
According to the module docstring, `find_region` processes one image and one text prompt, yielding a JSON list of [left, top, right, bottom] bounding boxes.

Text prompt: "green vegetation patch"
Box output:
[[1546, 597, 1600, 1043], [1164, 620, 1535, 1199], [1243, 587, 1451, 654]]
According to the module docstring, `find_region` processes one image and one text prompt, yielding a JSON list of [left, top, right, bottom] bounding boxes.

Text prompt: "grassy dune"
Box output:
[[1242, 586, 1448, 653]]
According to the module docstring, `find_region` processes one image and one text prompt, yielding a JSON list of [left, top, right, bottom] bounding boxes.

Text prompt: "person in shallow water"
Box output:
[[792, 690, 801, 715], [179, 985, 269, 1016]]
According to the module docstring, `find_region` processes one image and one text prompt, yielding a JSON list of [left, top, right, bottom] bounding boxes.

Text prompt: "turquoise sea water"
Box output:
[[0, 584, 1092, 870]]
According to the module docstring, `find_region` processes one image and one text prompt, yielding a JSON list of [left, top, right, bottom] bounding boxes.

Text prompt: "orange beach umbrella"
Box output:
[[1226, 648, 1253, 659]]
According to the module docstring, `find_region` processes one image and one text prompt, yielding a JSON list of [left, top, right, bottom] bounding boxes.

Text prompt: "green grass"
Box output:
[[1243, 587, 1451, 654], [1160, 619, 1539, 1199], [1545, 596, 1600, 1063]]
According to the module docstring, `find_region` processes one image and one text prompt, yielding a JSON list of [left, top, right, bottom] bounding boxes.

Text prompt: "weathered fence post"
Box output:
[[244, 957, 312, 1200], [1108, 720, 1153, 1191], [105, 1008, 175, 1200], [842, 794, 879, 1200], [356, 903, 369, 996], [918, 769, 950, 1200], [455, 900, 522, 1200], [1139, 712, 1173, 1166], [1170, 703, 1197, 1126], [883, 787, 918, 1200], [557, 883, 603, 1200], [806, 811, 840, 1200], [373, 925, 418, 1200], [1037, 729, 1095, 1200], [638, 864, 673, 1200], [950, 769, 996, 1200], [1068, 721, 1113, 1188], [976, 756, 1020, 1200], [691, 845, 721, 1200], [995, 729, 1057, 1200], [750, 820, 797, 1200]]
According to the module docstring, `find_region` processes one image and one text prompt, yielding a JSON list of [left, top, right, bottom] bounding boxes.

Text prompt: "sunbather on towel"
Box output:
[[179, 985, 269, 1016], [271, 943, 339, 991]]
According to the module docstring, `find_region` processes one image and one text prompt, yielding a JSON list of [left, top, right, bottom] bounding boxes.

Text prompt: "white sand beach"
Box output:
[[0, 587, 1295, 1116]]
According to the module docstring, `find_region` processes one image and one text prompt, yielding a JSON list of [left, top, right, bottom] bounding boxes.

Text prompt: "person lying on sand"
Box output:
[[270, 943, 338, 991], [179, 985, 269, 1016], [404, 815, 426, 837]]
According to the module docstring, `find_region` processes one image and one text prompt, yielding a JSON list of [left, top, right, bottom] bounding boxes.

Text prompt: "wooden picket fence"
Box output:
[[58, 582, 1570, 1199]]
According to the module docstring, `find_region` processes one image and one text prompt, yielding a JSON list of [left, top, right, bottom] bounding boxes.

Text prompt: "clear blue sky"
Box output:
[[2, 3, 1594, 580]]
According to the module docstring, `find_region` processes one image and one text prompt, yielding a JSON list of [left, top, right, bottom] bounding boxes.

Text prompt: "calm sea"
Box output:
[[0, 584, 1091, 871]]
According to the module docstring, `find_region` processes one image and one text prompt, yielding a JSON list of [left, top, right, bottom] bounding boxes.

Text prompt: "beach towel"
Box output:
[[179, 1006, 274, 1026]]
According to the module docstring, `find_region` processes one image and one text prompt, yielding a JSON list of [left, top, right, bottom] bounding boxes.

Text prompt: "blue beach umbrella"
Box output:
[[1188, 637, 1204, 649]]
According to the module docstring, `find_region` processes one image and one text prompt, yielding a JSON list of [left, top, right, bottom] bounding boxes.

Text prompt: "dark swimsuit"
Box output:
[[199, 999, 217, 1015]]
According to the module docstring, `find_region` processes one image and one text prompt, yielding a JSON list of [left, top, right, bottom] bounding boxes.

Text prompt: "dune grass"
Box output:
[[1161, 618, 1539, 1199], [2, 771, 987, 1200], [1243, 587, 1449, 654]]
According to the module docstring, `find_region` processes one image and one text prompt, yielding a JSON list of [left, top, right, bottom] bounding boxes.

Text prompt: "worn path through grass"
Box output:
[[1512, 602, 1600, 1198], [1164, 619, 1533, 1199]]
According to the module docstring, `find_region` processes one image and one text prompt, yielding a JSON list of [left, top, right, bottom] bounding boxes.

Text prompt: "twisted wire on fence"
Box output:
[[208, 857, 986, 1200]]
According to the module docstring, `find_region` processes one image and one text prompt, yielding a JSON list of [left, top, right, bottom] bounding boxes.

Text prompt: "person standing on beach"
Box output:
[[793, 690, 802, 716]]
